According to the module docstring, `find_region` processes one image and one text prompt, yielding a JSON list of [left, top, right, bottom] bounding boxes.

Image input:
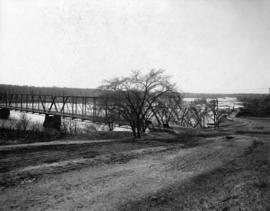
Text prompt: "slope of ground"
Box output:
[[0, 117, 269, 210]]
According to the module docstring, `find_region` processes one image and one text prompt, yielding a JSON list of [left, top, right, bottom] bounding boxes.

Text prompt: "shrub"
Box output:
[[237, 96, 270, 117], [15, 113, 31, 131]]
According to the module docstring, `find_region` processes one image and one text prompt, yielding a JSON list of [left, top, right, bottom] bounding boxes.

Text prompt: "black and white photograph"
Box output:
[[0, 0, 269, 210]]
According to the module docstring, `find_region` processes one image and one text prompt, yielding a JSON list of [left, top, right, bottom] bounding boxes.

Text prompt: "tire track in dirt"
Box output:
[[0, 135, 254, 211]]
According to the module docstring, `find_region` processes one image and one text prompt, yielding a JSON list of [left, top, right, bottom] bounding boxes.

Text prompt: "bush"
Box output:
[[237, 96, 270, 117], [15, 113, 31, 131]]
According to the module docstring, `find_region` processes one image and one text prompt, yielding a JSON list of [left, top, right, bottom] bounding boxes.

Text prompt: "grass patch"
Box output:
[[0, 128, 62, 145], [0, 128, 133, 145]]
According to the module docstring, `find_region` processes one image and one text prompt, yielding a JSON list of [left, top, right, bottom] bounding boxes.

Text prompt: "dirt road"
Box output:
[[0, 117, 269, 210]]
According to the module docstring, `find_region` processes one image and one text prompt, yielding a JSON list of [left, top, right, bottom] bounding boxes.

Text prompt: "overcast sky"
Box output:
[[0, 0, 269, 93]]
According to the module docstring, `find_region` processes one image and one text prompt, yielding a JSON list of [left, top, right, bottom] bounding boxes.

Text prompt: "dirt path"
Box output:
[[0, 138, 124, 151], [1, 117, 269, 210], [0, 134, 256, 211]]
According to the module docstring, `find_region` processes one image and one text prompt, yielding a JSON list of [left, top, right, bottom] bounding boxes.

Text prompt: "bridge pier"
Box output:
[[43, 114, 61, 130], [0, 108, 10, 119]]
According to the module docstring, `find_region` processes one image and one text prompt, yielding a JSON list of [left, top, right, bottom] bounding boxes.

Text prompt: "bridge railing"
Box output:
[[0, 93, 112, 122]]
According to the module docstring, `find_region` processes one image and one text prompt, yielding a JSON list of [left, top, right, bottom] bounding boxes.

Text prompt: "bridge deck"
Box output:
[[0, 93, 123, 124]]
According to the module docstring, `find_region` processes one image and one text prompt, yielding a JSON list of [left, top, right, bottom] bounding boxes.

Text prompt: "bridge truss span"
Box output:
[[0, 93, 111, 122]]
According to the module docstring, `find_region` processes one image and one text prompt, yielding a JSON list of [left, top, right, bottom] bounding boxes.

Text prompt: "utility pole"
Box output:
[[216, 98, 219, 128], [212, 98, 219, 129]]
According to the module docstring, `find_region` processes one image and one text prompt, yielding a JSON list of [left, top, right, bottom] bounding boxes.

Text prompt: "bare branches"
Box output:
[[99, 69, 178, 138]]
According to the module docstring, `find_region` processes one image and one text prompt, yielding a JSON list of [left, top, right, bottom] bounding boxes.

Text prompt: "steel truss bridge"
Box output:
[[0, 93, 119, 124]]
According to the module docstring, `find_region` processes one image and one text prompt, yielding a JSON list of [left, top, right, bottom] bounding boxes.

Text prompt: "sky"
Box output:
[[0, 0, 269, 93]]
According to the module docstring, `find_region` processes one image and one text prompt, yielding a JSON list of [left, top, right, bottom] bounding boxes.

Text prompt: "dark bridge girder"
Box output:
[[0, 92, 124, 125], [0, 108, 10, 119], [43, 114, 61, 130]]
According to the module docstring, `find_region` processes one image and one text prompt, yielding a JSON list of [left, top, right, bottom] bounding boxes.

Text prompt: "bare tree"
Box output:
[[208, 99, 230, 128], [30, 121, 42, 133], [150, 92, 183, 128], [99, 69, 177, 138], [16, 113, 31, 131], [185, 99, 231, 129], [61, 118, 80, 135], [188, 99, 209, 128]]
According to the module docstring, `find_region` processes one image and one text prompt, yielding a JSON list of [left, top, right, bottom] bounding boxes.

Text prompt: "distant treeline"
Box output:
[[0, 84, 103, 97], [237, 95, 270, 117], [0, 84, 268, 99], [184, 92, 268, 99]]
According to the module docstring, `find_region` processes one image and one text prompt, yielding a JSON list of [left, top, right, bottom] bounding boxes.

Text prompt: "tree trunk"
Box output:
[[131, 125, 136, 138], [136, 129, 141, 138], [136, 122, 141, 138]]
